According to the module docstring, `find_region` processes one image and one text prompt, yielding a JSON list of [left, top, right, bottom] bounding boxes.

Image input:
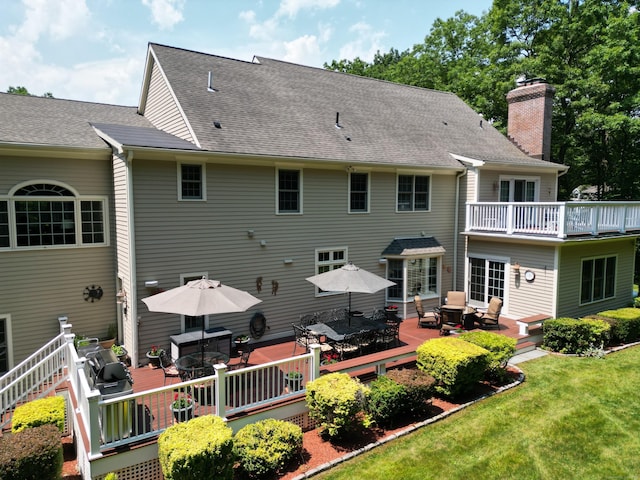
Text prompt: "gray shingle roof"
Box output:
[[381, 237, 446, 256], [91, 123, 202, 151], [149, 43, 559, 169], [0, 93, 152, 149]]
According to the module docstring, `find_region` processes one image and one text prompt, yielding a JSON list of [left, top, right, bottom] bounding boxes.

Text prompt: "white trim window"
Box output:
[[499, 176, 539, 202], [277, 168, 302, 214], [1, 182, 107, 250], [0, 314, 11, 374], [349, 172, 369, 213], [180, 272, 209, 332], [387, 257, 440, 302], [178, 163, 206, 201], [314, 248, 347, 295], [580, 255, 616, 304], [397, 174, 430, 212]]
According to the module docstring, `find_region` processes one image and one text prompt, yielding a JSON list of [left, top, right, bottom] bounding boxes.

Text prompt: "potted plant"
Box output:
[[170, 392, 194, 422], [284, 369, 303, 391], [384, 304, 399, 312], [320, 351, 339, 366], [146, 345, 163, 368], [111, 344, 128, 362], [234, 334, 250, 355], [99, 323, 118, 349]]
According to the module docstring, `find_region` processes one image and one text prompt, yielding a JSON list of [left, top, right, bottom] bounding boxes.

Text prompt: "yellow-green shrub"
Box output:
[[234, 418, 302, 477], [596, 308, 640, 344], [460, 330, 516, 380], [11, 396, 65, 433], [0, 424, 62, 480], [305, 372, 368, 438], [416, 337, 489, 398], [158, 415, 234, 480]]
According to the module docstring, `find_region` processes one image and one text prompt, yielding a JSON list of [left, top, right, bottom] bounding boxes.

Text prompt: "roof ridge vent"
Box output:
[[207, 71, 217, 92], [335, 112, 342, 129]]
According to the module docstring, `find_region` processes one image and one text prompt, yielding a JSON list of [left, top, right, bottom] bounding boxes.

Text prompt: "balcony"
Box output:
[[465, 202, 640, 239]]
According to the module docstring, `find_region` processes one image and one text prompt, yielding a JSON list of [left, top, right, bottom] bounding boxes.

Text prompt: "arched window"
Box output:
[[0, 182, 107, 249]]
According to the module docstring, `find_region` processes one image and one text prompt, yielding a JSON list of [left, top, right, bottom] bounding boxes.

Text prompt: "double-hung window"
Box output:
[[397, 174, 430, 212], [387, 257, 439, 302], [277, 168, 301, 213], [581, 255, 616, 304], [349, 172, 369, 213], [179, 163, 205, 200], [314, 248, 347, 295], [1, 182, 107, 250]]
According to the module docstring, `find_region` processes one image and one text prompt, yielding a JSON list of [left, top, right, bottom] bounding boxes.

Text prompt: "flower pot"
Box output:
[[284, 373, 303, 391], [99, 338, 115, 349], [112, 346, 128, 363], [171, 402, 195, 422], [146, 352, 161, 368]]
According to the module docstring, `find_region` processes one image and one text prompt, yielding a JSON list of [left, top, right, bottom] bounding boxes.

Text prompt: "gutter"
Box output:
[[125, 149, 139, 365], [453, 168, 468, 290]]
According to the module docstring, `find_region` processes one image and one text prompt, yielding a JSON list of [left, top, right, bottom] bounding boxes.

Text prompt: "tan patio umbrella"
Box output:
[[142, 277, 262, 364], [305, 262, 396, 314]]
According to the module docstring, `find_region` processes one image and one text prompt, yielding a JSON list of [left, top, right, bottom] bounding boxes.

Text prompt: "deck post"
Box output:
[[214, 364, 227, 419], [87, 390, 102, 457], [308, 344, 321, 382]]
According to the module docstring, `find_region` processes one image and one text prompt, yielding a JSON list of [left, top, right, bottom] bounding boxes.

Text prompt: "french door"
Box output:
[[468, 257, 505, 305]]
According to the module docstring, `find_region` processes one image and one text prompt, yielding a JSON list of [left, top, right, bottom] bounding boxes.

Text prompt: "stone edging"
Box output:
[[292, 366, 526, 479]]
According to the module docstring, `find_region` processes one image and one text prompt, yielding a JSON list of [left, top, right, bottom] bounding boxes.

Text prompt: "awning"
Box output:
[[381, 237, 446, 256]]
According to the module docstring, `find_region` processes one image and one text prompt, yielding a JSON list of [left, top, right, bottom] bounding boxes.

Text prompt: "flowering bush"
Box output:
[[172, 393, 192, 409], [386, 305, 398, 310], [148, 345, 162, 356]]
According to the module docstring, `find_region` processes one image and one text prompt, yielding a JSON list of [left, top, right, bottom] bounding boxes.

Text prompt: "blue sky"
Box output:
[[0, 0, 491, 106]]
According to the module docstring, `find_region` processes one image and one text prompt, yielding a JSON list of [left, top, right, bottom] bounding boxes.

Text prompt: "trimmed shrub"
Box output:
[[416, 337, 489, 398], [460, 330, 516, 380], [367, 369, 435, 427], [0, 423, 63, 480], [305, 372, 368, 438], [11, 396, 65, 433], [543, 317, 610, 354], [158, 415, 234, 480], [234, 418, 302, 477], [596, 308, 640, 344]]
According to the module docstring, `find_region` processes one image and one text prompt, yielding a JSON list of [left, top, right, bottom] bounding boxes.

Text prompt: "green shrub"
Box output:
[[234, 419, 302, 477], [460, 330, 517, 380], [416, 337, 489, 398], [104, 473, 118, 480], [596, 308, 640, 344], [305, 372, 368, 438], [0, 424, 63, 480], [158, 415, 235, 480], [11, 396, 65, 433], [543, 317, 610, 354], [366, 369, 435, 427]]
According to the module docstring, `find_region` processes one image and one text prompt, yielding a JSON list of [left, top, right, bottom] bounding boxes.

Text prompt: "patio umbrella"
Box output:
[[142, 277, 261, 364], [305, 262, 396, 314]]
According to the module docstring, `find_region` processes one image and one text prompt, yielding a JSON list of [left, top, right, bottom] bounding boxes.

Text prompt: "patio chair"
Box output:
[[228, 348, 251, 370], [370, 308, 388, 323], [292, 323, 332, 355], [159, 351, 182, 385], [476, 297, 503, 329], [331, 333, 360, 360], [414, 295, 441, 329], [445, 291, 467, 309], [357, 329, 378, 354], [377, 322, 400, 349]]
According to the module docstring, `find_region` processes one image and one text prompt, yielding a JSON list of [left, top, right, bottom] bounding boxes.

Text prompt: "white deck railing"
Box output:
[[466, 202, 640, 238], [0, 323, 71, 430]]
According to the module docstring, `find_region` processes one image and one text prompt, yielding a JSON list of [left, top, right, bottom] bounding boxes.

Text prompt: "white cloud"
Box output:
[[19, 0, 90, 42], [338, 21, 386, 62], [283, 34, 322, 64], [275, 0, 340, 19], [239, 10, 256, 23], [141, 0, 185, 30]]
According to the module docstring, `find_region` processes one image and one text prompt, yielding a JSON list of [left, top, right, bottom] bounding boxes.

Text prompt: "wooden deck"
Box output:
[[130, 315, 527, 392]]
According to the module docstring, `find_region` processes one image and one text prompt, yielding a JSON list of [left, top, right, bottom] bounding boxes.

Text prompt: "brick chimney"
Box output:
[[506, 79, 555, 161]]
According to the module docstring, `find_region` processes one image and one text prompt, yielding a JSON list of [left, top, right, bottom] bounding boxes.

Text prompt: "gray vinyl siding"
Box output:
[[131, 158, 460, 361], [556, 238, 635, 318], [0, 156, 117, 364], [466, 239, 557, 319], [477, 170, 558, 202], [144, 62, 194, 143]]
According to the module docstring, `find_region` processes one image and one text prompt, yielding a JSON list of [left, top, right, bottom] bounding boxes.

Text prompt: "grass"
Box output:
[[317, 346, 640, 480]]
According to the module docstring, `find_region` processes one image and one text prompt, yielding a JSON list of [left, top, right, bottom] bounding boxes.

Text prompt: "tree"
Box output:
[[324, 1, 640, 200], [6, 86, 54, 98]]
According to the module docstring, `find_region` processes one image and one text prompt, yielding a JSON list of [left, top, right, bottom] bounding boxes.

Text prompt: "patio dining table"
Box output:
[[305, 316, 388, 342], [175, 351, 230, 380]]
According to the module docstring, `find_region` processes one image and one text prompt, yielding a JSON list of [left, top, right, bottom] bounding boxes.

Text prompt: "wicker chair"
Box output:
[[476, 297, 503, 329], [414, 295, 441, 329]]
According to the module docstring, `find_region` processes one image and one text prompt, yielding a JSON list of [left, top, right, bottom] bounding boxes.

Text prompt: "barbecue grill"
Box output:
[[79, 343, 133, 399]]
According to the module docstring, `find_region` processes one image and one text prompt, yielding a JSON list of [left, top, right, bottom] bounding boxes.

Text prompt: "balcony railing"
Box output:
[[466, 202, 640, 239]]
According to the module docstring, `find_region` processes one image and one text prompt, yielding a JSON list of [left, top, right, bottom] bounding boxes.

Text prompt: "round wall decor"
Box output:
[[83, 285, 104, 302], [524, 270, 535, 282]]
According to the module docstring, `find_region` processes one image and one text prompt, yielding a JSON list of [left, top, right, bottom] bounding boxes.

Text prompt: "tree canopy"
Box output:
[[324, 0, 640, 200], [6, 86, 53, 98]]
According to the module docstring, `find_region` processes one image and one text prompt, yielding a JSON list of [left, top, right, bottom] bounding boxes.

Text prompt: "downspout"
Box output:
[[453, 169, 468, 291], [125, 149, 139, 366]]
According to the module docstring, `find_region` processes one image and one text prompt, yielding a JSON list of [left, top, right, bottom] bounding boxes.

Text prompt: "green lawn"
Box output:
[[317, 346, 640, 480]]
